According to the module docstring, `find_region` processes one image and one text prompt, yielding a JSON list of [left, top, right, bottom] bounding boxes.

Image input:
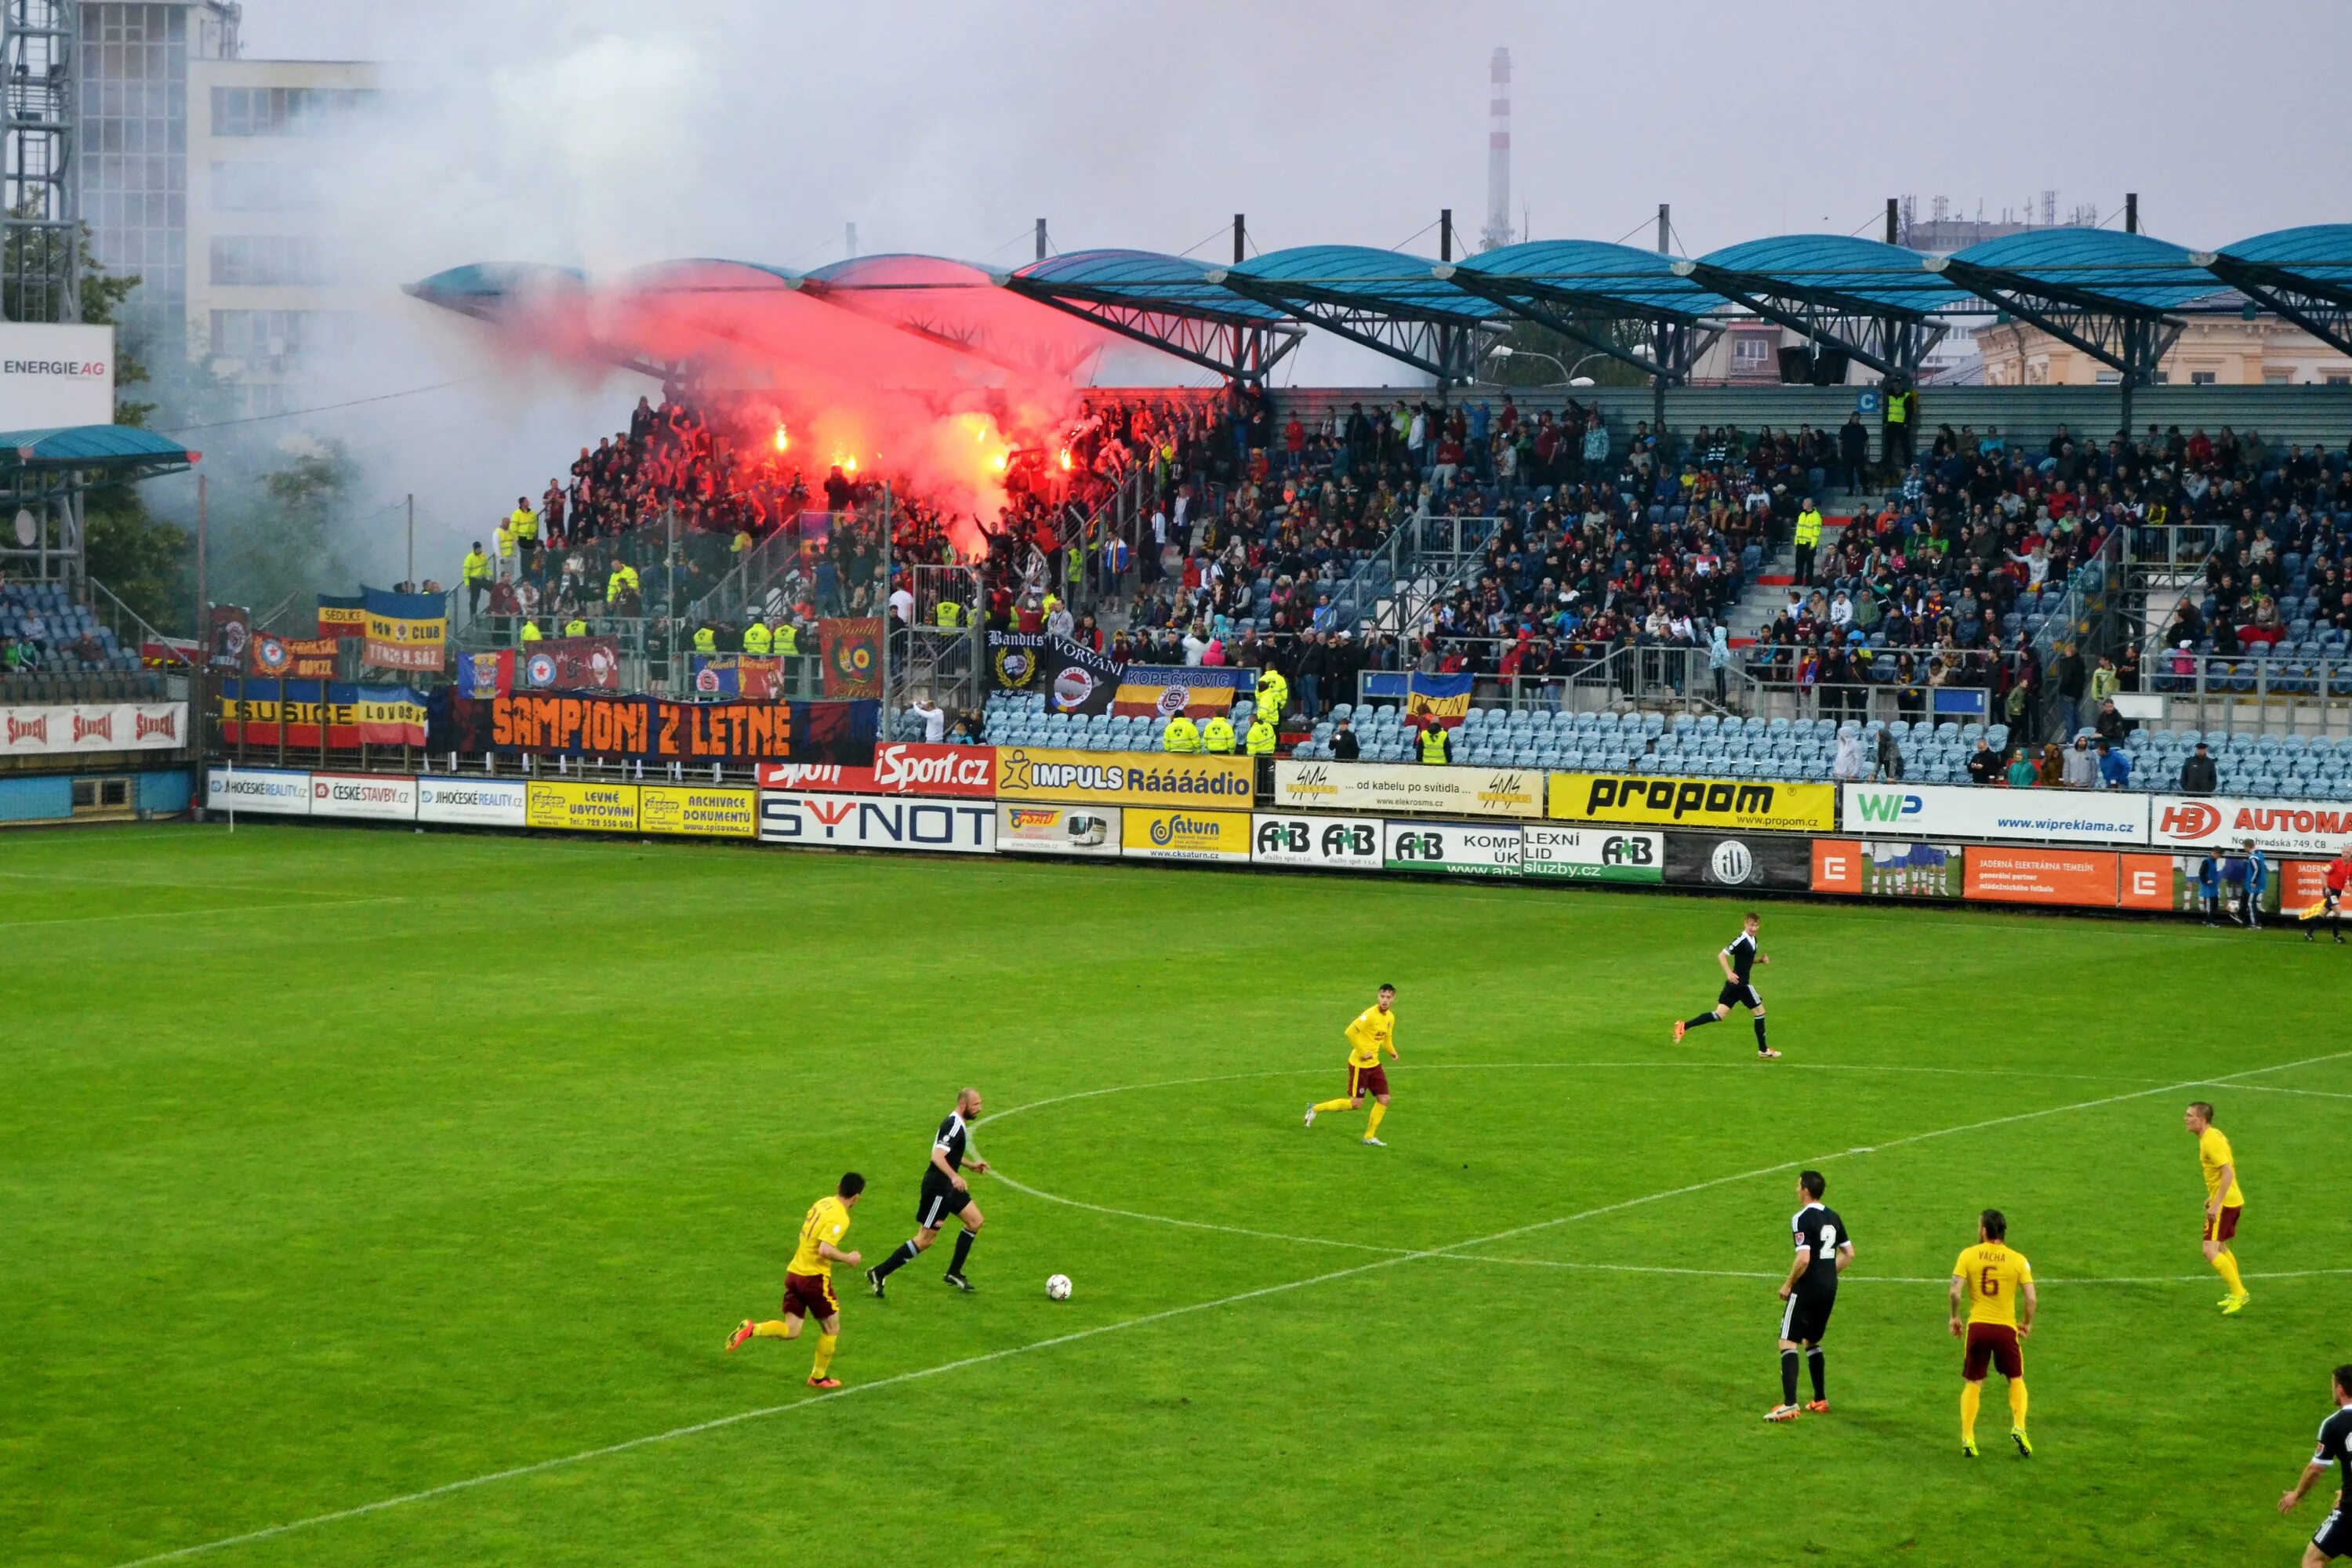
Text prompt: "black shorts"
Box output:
[[1780, 1290, 1835, 1345], [2316, 1505, 2352, 1559], [1719, 980, 1763, 1010], [916, 1175, 975, 1231]]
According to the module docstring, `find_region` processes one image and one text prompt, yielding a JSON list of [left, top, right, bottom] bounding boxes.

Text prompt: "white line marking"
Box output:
[[2200, 1081, 2352, 1102], [106, 1045, 2352, 1568], [0, 895, 408, 930]]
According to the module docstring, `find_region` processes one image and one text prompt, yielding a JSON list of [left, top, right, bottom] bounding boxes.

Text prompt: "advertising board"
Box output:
[[308, 772, 417, 821], [994, 748, 1253, 810], [1843, 782, 2149, 845], [1121, 808, 1251, 862], [1520, 824, 1664, 883], [641, 784, 757, 837], [1551, 773, 1836, 833], [1, 702, 186, 756], [1273, 760, 1544, 819], [1662, 832, 1815, 891], [755, 742, 996, 797], [1963, 848, 2118, 906], [0, 321, 114, 427], [417, 776, 527, 827], [2148, 795, 2352, 858], [524, 780, 640, 833], [995, 802, 1123, 856], [757, 793, 996, 853], [1381, 820, 1523, 877], [1250, 812, 1385, 871], [1809, 840, 1964, 898], [204, 765, 309, 815]]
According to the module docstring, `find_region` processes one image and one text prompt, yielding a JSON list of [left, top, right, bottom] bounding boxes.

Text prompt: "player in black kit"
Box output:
[[1766, 1171, 1852, 1422], [2281, 1363, 2352, 1564], [1675, 910, 1780, 1058], [866, 1087, 989, 1297]]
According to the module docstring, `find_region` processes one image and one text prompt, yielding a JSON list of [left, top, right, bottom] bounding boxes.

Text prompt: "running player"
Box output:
[[2304, 846, 2352, 944], [2278, 1363, 2352, 1566], [866, 1087, 989, 1296], [2186, 1100, 2251, 1314], [1766, 1170, 1853, 1422], [725, 1171, 864, 1388], [1950, 1208, 2035, 1458], [1674, 912, 1780, 1058], [1305, 983, 1398, 1146]]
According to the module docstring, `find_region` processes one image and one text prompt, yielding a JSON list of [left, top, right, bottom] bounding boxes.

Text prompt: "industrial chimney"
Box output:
[[1481, 47, 1512, 252]]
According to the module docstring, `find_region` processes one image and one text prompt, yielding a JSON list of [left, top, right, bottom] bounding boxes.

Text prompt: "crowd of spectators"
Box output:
[[1, 579, 140, 677]]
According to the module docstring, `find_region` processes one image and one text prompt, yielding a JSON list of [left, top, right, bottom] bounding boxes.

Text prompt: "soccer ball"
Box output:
[[1045, 1273, 1073, 1301]]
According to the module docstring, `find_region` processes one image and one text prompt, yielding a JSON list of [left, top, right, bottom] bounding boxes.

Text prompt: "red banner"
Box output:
[[452, 693, 875, 764], [756, 742, 996, 796], [821, 616, 883, 699], [248, 633, 339, 679]]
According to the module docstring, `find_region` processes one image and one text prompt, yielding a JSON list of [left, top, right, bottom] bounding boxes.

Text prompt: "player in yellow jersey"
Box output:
[[2185, 1101, 2250, 1313], [1305, 984, 1398, 1146], [1949, 1208, 2035, 1458], [726, 1172, 864, 1388]]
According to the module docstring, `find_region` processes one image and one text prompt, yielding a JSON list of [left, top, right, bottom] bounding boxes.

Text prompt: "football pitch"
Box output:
[[9, 823, 2352, 1566]]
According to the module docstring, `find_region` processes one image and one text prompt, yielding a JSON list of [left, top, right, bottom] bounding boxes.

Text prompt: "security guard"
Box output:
[[1202, 712, 1237, 753], [742, 618, 773, 656], [1162, 713, 1202, 753], [692, 623, 719, 655], [1417, 718, 1452, 765], [1792, 499, 1824, 587], [461, 542, 492, 615], [518, 617, 543, 645], [1254, 667, 1289, 726], [492, 518, 514, 565], [1882, 383, 1915, 466], [563, 614, 590, 637], [508, 497, 539, 555], [604, 561, 640, 603], [935, 597, 964, 629], [1244, 710, 1277, 756], [774, 619, 799, 657]]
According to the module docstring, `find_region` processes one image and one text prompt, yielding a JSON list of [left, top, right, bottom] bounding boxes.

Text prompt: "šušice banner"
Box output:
[[447, 693, 877, 764], [1402, 671, 1474, 729], [360, 586, 448, 674], [217, 679, 428, 747]]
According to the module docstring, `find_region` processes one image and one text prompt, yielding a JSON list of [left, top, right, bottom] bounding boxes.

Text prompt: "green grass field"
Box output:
[[7, 822, 2352, 1566]]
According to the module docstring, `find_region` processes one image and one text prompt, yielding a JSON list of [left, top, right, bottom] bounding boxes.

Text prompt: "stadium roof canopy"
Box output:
[[1684, 235, 1964, 382], [1443, 239, 1730, 383], [1935, 228, 2231, 385], [2203, 224, 2352, 358], [1213, 245, 1504, 383], [1004, 249, 1304, 383], [0, 424, 199, 472], [404, 262, 588, 321]]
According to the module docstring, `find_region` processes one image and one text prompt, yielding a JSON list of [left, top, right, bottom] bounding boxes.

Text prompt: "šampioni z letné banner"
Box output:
[[445, 693, 877, 764]]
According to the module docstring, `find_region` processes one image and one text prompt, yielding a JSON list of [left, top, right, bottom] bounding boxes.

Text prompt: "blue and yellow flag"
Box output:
[[360, 586, 448, 674], [1403, 672, 1474, 728]]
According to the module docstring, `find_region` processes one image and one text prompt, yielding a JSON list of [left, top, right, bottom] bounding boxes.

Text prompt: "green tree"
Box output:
[[1486, 318, 1653, 389]]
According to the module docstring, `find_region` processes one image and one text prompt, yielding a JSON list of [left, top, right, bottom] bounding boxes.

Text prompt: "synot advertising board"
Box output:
[[1121, 807, 1251, 862], [996, 802, 1122, 856], [1521, 823, 1664, 883], [1272, 760, 1544, 819], [308, 772, 417, 821], [2148, 794, 2352, 858], [204, 765, 309, 815], [524, 780, 639, 833], [994, 747, 1253, 811], [1382, 819, 1523, 877], [1250, 812, 1385, 871], [417, 776, 527, 827], [1842, 782, 2149, 845], [758, 792, 996, 853], [1662, 832, 1815, 892], [754, 742, 996, 797], [641, 784, 757, 837], [1549, 773, 1836, 834]]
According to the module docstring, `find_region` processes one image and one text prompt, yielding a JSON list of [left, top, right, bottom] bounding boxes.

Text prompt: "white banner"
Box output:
[[2150, 795, 2352, 858], [418, 776, 528, 827], [1841, 782, 2151, 845], [1250, 812, 1385, 870], [758, 792, 996, 853], [1274, 760, 1544, 819], [1, 702, 185, 756], [1382, 819, 1523, 877], [1522, 823, 1665, 883], [205, 766, 310, 815], [309, 772, 418, 821], [993, 802, 1123, 857], [0, 322, 114, 428]]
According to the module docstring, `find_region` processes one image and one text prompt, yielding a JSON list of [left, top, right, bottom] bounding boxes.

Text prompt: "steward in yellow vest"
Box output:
[[563, 616, 589, 637], [1202, 714, 1237, 753], [1254, 670, 1288, 724], [518, 619, 543, 644], [1794, 507, 1824, 547], [935, 599, 964, 628], [1418, 722, 1453, 764], [604, 563, 639, 602], [742, 620, 773, 655], [1244, 714, 1276, 755], [692, 625, 718, 655], [462, 548, 492, 585], [1162, 715, 1201, 753], [775, 622, 799, 656]]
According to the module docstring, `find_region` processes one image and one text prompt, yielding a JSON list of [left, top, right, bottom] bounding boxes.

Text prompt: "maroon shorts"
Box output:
[[2203, 1204, 2242, 1243], [782, 1271, 838, 1322], [1962, 1322, 2023, 1381], [1349, 1063, 1390, 1099]]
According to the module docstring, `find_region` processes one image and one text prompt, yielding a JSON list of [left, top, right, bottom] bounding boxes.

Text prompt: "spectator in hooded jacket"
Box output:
[[2061, 735, 2099, 789], [2097, 740, 2133, 789], [2178, 741, 2218, 794]]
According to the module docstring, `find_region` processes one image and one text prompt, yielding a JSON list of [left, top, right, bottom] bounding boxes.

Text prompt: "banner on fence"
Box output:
[[450, 694, 875, 764], [519, 637, 619, 692], [524, 779, 639, 832], [820, 616, 883, 699], [206, 604, 249, 672], [641, 784, 757, 837], [1842, 782, 2149, 845], [1662, 831, 1816, 891], [218, 681, 427, 749], [1109, 664, 1254, 721], [690, 655, 783, 701], [1552, 773, 1838, 833], [1122, 807, 1251, 862], [457, 649, 513, 700], [1809, 840, 1965, 898], [417, 776, 527, 827], [1963, 847, 2119, 906], [1044, 639, 1126, 716], [1521, 824, 1664, 884], [994, 747, 1253, 810], [248, 632, 338, 680], [309, 772, 417, 821], [758, 792, 997, 853], [1275, 760, 1544, 819], [1402, 672, 1475, 730], [1, 702, 184, 756], [1382, 819, 1523, 877], [755, 742, 996, 797], [1250, 812, 1385, 871], [987, 631, 1046, 694], [316, 593, 366, 640], [361, 586, 448, 674], [203, 765, 310, 815], [995, 802, 1123, 856], [2147, 794, 2352, 858]]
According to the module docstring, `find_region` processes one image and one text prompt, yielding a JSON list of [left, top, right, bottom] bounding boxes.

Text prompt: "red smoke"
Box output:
[[476, 256, 1138, 554]]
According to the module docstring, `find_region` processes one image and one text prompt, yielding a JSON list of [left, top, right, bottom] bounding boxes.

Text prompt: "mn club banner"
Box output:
[[360, 586, 448, 673], [821, 617, 883, 699]]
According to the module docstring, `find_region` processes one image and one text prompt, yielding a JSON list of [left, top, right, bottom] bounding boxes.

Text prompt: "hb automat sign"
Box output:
[[1550, 773, 1836, 833], [994, 747, 1253, 809], [2149, 793, 2352, 858]]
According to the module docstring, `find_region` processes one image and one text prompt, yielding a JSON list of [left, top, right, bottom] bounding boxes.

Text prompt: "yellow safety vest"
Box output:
[[692, 626, 717, 654], [519, 620, 543, 643], [462, 550, 492, 584], [1419, 726, 1450, 764], [1256, 673, 1287, 717], [742, 622, 772, 655], [509, 507, 539, 542], [563, 617, 588, 637], [1162, 717, 1200, 753], [1886, 390, 1910, 425], [775, 624, 799, 656], [493, 524, 513, 557], [936, 601, 963, 628], [1202, 717, 1236, 753], [1795, 509, 1824, 546], [604, 567, 637, 601], [1244, 718, 1276, 756]]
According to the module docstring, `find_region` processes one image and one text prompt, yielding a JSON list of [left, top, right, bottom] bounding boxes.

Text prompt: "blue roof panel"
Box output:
[[2216, 224, 2352, 288], [1225, 245, 1503, 319], [1011, 248, 1293, 321], [1449, 238, 1725, 318], [0, 425, 198, 467], [1945, 228, 2220, 310], [1695, 234, 1961, 314]]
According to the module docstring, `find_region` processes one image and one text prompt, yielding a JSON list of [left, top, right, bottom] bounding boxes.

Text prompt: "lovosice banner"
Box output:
[[1275, 760, 1544, 819], [994, 747, 1254, 810], [757, 792, 996, 854], [1550, 773, 1837, 834], [1841, 782, 2148, 846], [1, 702, 185, 756], [447, 694, 877, 764]]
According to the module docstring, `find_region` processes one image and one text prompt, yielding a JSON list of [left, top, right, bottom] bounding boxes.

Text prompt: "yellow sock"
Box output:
[[2007, 1378, 2028, 1430], [1959, 1381, 1981, 1443], [1364, 1102, 1387, 1139], [2212, 1249, 2246, 1297], [753, 1319, 793, 1339], [1311, 1098, 1356, 1113], [811, 1332, 838, 1378]]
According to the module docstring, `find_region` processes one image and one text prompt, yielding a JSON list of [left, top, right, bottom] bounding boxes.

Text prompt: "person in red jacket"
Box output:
[[2306, 848, 2352, 945]]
